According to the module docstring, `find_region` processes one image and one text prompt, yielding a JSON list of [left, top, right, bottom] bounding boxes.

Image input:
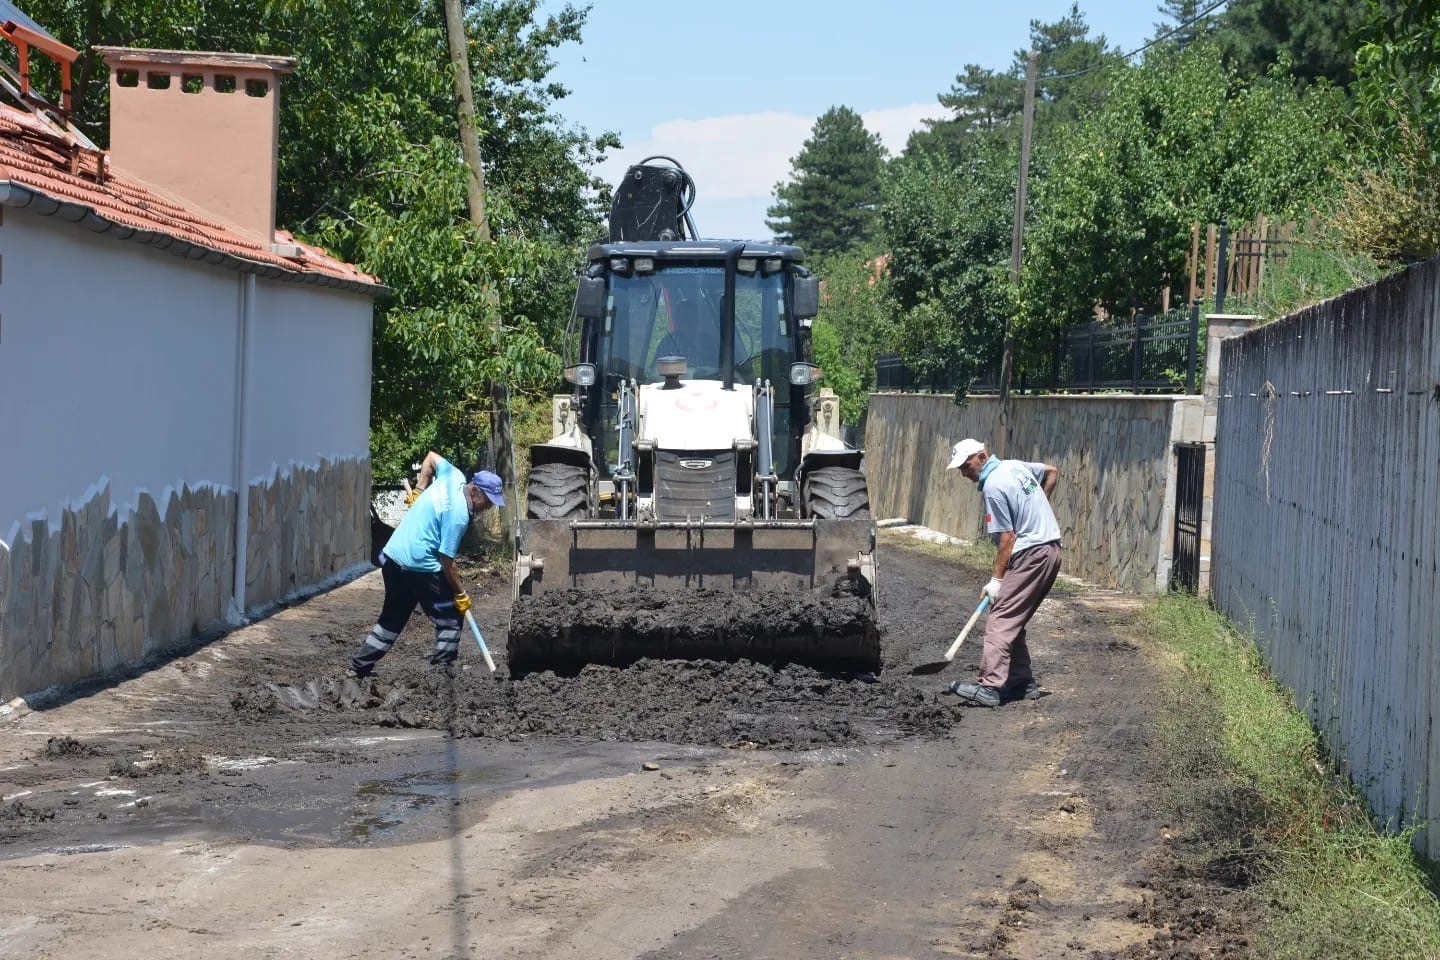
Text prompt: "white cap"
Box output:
[[947, 438, 985, 470]]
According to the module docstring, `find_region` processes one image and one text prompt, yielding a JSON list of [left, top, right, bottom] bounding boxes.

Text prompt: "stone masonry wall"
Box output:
[[244, 457, 371, 611], [865, 394, 1202, 593], [0, 457, 371, 702], [0, 483, 236, 702]]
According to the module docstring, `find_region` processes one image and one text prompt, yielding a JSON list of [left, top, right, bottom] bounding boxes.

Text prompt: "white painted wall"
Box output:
[[0, 214, 241, 541], [246, 280, 372, 477], [0, 211, 375, 545]]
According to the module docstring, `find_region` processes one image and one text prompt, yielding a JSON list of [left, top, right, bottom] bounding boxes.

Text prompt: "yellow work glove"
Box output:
[[404, 487, 420, 506], [453, 592, 472, 615]]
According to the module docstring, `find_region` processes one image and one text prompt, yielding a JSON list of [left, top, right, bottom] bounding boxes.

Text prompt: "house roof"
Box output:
[[0, 2, 53, 41], [0, 102, 386, 296]]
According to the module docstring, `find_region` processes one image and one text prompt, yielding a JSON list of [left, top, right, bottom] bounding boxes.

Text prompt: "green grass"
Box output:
[[1234, 241, 1384, 321], [882, 530, 998, 574], [882, 531, 1087, 597], [1143, 596, 1440, 960]]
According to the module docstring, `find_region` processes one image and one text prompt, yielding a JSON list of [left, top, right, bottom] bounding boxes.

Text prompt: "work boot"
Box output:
[[1004, 679, 1041, 702], [347, 663, 372, 681], [948, 681, 1001, 707]]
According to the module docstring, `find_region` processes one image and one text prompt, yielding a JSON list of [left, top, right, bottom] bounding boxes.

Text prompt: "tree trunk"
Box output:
[[441, 0, 490, 244]]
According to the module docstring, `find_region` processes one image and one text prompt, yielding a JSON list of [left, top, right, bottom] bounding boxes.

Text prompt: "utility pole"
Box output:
[[442, 0, 515, 544], [442, 0, 489, 243], [1000, 50, 1038, 403]]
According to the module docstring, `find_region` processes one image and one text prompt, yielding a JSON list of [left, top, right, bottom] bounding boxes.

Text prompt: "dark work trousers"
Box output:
[[351, 556, 462, 675], [977, 541, 1062, 690]]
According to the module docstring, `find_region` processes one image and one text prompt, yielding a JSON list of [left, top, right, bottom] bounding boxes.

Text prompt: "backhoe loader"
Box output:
[[509, 157, 879, 674]]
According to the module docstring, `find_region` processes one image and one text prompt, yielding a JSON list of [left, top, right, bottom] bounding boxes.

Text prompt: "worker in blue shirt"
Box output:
[[350, 452, 505, 678]]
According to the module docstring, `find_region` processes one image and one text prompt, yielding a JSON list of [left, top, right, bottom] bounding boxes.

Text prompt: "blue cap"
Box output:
[[469, 469, 505, 506], [472, 469, 506, 506]]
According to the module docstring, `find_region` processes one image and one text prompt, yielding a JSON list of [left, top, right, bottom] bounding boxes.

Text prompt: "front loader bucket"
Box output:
[[509, 518, 880, 675]]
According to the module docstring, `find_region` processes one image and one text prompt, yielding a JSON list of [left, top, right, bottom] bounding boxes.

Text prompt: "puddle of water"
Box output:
[[40, 843, 131, 856], [208, 756, 290, 772], [348, 765, 505, 841]]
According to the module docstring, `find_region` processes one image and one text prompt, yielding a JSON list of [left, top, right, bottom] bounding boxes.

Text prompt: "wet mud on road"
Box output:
[[1, 534, 1248, 959]]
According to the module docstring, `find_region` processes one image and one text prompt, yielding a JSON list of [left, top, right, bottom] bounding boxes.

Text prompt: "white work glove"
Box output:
[[982, 578, 1003, 605]]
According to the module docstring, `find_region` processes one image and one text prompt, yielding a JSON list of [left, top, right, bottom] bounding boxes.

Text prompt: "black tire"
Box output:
[[803, 465, 871, 520], [526, 462, 590, 520]]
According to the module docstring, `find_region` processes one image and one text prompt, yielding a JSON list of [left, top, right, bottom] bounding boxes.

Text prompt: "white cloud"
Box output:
[[599, 102, 949, 240], [863, 102, 951, 155]]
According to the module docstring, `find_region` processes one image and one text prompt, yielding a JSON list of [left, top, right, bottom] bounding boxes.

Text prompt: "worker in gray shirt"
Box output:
[[945, 438, 1062, 707]]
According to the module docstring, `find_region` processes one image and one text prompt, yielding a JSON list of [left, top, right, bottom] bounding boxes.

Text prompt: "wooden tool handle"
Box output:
[[944, 596, 990, 661], [465, 611, 497, 673]]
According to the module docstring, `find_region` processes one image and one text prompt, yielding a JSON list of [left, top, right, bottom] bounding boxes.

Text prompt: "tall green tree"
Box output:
[[909, 5, 1114, 159], [766, 106, 886, 257], [1152, 0, 1219, 51], [1020, 42, 1347, 338], [1333, 0, 1440, 264], [19, 0, 617, 479], [809, 250, 897, 425], [1213, 0, 1401, 87], [880, 137, 1018, 389]]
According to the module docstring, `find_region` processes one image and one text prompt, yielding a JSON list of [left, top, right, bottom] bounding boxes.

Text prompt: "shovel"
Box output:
[[909, 596, 990, 675]]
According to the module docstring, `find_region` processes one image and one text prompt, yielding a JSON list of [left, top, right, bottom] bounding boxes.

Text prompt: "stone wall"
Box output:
[[244, 457, 371, 611], [0, 483, 236, 702], [864, 394, 1202, 593], [0, 457, 371, 703]]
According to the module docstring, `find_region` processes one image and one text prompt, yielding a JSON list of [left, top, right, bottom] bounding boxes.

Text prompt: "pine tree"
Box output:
[[766, 106, 887, 257], [1152, 0, 1214, 51], [907, 4, 1114, 160], [1215, 0, 1403, 87]]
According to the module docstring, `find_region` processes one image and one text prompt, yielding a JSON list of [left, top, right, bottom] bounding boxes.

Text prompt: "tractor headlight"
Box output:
[[564, 363, 597, 387], [789, 362, 822, 386]]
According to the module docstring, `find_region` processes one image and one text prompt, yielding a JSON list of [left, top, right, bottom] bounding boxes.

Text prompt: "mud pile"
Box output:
[[233, 657, 956, 750], [507, 587, 881, 675]]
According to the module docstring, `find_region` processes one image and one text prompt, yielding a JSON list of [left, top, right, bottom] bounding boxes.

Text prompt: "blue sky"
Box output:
[[538, 1, 1162, 240]]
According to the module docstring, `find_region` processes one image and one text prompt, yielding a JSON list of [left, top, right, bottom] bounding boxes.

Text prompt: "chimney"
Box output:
[[94, 47, 296, 244]]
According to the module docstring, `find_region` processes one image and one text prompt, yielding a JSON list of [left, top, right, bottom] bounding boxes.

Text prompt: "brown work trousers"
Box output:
[[978, 541, 1062, 690]]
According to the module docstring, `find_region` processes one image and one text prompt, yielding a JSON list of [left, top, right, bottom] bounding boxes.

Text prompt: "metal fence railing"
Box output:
[[874, 353, 957, 394], [876, 306, 1203, 396], [1051, 306, 1202, 394]]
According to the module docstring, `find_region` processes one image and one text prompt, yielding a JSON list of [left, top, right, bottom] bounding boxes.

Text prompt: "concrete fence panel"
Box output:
[[1212, 257, 1440, 858]]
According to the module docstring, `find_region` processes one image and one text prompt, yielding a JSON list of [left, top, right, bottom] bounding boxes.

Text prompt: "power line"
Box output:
[[1044, 0, 1234, 82]]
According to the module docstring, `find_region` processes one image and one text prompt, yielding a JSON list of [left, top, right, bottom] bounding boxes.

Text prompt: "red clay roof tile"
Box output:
[[0, 102, 382, 293]]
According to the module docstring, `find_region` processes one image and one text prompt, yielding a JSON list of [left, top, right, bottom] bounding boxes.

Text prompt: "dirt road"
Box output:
[[0, 534, 1231, 959]]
